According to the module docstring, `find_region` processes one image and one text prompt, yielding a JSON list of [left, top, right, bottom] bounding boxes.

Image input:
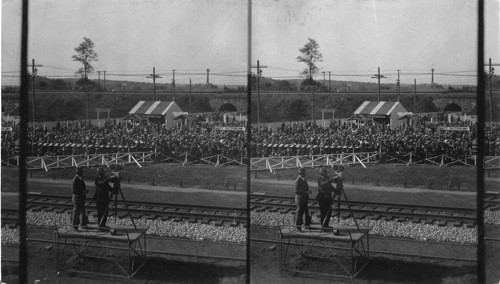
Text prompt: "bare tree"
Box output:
[[296, 38, 323, 82], [72, 37, 98, 79]]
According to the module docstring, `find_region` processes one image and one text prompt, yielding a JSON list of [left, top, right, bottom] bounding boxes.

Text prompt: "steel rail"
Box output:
[[25, 193, 247, 226], [250, 194, 477, 225]]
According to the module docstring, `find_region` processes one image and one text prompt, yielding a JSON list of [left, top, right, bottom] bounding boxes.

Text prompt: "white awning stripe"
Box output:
[[354, 101, 370, 114], [370, 101, 385, 115], [129, 101, 145, 114], [386, 102, 399, 115], [145, 101, 161, 115], [162, 102, 174, 116]]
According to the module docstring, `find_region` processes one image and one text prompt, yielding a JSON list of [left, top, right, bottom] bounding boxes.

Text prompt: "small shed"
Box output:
[[126, 101, 184, 128], [350, 101, 410, 129]]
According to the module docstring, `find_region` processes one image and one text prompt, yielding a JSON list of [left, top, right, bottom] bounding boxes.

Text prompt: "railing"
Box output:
[[19, 152, 155, 171], [3, 151, 499, 172], [250, 152, 380, 172], [159, 152, 247, 167]]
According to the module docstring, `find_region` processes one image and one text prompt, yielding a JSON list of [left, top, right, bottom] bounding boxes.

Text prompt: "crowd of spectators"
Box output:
[[1, 112, 499, 164], [250, 116, 500, 159]]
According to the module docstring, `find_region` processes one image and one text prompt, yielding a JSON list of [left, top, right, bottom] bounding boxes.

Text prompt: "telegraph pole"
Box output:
[[172, 69, 176, 102], [97, 71, 101, 87], [486, 58, 500, 122], [414, 79, 417, 112], [328, 71, 331, 92], [431, 68, 435, 86], [371, 67, 386, 101], [397, 69, 401, 102], [27, 59, 43, 123], [103, 71, 107, 91], [189, 79, 192, 113], [146, 67, 162, 101], [322, 71, 326, 88], [251, 60, 267, 125], [206, 69, 210, 85]]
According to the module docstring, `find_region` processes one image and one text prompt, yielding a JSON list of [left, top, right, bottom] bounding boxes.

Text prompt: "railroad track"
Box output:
[[250, 194, 482, 226], [0, 193, 248, 227], [485, 191, 500, 209]]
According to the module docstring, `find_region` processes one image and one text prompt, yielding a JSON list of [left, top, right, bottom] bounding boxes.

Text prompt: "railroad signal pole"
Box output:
[[251, 60, 267, 125], [371, 67, 386, 101], [146, 67, 162, 101], [27, 59, 43, 124]]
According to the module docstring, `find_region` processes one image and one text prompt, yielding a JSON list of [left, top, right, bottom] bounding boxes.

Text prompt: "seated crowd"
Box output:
[[1, 113, 499, 162]]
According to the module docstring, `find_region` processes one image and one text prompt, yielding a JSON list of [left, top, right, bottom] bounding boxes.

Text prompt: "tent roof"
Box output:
[[128, 101, 180, 116], [353, 101, 406, 116]]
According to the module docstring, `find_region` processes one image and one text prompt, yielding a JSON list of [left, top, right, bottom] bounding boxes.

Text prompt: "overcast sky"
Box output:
[[2, 0, 499, 86]]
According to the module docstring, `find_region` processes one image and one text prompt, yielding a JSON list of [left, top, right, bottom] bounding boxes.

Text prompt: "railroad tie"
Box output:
[[30, 206, 42, 212], [410, 218, 421, 224], [437, 220, 447, 227]]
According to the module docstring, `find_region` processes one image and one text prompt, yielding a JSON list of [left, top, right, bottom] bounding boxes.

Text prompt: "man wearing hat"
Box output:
[[294, 167, 311, 231], [316, 167, 341, 228], [71, 167, 88, 231], [94, 167, 116, 228]]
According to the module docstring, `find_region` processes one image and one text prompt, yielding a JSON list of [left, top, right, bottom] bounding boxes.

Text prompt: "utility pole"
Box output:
[[328, 71, 331, 92], [172, 69, 176, 102], [431, 68, 435, 86], [322, 71, 326, 88], [397, 69, 401, 102], [103, 71, 107, 91], [27, 59, 43, 123], [206, 69, 210, 85], [371, 67, 386, 101], [311, 87, 315, 121], [486, 58, 499, 122], [189, 79, 192, 113], [97, 71, 101, 87], [146, 67, 162, 101], [414, 79, 417, 112], [251, 60, 267, 125]]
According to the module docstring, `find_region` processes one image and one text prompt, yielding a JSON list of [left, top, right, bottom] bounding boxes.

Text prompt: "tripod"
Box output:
[[100, 165, 137, 231], [322, 170, 360, 231]]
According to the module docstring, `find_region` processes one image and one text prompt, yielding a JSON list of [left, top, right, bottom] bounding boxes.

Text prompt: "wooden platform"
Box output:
[[57, 224, 148, 243], [56, 224, 148, 279], [279, 224, 372, 280], [280, 224, 371, 243]]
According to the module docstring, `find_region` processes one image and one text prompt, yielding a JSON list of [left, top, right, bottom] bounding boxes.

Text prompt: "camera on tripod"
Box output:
[[108, 165, 123, 182]]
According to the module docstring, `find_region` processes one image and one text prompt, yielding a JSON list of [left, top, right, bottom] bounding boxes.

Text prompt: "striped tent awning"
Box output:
[[128, 101, 179, 118], [353, 101, 406, 116]]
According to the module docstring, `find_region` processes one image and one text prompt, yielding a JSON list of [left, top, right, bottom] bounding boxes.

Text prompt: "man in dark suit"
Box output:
[[71, 167, 88, 231], [317, 167, 337, 228], [94, 167, 116, 228], [294, 167, 311, 231]]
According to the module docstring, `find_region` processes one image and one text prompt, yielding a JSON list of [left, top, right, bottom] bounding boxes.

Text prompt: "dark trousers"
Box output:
[[295, 202, 310, 227], [72, 195, 87, 228], [96, 199, 110, 227], [318, 200, 333, 227]]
